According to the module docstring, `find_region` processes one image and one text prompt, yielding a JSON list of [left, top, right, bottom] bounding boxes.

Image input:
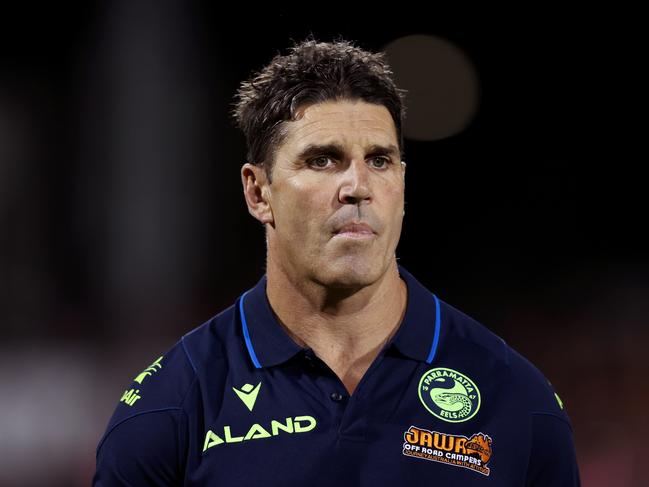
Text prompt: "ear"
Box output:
[[241, 163, 274, 226]]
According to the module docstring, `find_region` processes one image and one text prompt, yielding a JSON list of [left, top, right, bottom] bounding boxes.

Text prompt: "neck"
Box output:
[[265, 257, 407, 392]]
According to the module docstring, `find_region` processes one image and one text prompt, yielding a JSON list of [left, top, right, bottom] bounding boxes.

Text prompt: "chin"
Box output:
[[315, 258, 383, 289]]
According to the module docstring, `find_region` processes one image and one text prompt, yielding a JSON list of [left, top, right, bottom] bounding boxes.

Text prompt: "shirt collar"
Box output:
[[238, 264, 443, 368]]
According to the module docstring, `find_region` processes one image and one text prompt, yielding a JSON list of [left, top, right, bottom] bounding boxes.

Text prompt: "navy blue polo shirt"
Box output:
[[94, 265, 580, 486]]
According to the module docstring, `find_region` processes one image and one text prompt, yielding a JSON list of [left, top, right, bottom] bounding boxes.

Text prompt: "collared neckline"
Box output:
[[238, 264, 443, 368]]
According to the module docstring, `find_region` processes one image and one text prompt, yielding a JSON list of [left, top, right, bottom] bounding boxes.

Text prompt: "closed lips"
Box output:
[[335, 223, 374, 234]]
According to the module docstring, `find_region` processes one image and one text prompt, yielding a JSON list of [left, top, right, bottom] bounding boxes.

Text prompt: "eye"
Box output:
[[308, 156, 334, 169], [369, 156, 392, 169]]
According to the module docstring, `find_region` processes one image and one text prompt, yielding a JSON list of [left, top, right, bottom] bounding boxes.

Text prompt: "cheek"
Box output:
[[383, 180, 405, 209], [275, 187, 325, 236], [385, 184, 405, 234]]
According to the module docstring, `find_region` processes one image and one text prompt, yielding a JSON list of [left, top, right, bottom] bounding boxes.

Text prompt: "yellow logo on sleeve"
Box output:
[[119, 355, 164, 407], [134, 356, 163, 384]]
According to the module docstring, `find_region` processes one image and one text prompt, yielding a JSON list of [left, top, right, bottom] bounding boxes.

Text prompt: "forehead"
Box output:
[[279, 100, 398, 155]]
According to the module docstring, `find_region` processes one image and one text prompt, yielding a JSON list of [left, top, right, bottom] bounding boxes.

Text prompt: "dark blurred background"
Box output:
[[0, 4, 646, 486]]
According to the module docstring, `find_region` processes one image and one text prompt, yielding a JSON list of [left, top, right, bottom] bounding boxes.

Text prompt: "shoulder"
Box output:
[[437, 298, 579, 482], [97, 305, 238, 449], [438, 299, 510, 365], [94, 309, 239, 484], [96, 337, 197, 455], [179, 303, 236, 369], [439, 298, 571, 424], [94, 335, 198, 485], [99, 303, 236, 432], [506, 346, 572, 424]]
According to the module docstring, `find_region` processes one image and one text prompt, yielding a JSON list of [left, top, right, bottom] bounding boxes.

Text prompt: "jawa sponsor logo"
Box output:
[[402, 425, 493, 476], [203, 415, 317, 452]]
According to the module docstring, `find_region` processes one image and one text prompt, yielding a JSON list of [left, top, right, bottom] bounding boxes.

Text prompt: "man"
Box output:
[[94, 39, 580, 485]]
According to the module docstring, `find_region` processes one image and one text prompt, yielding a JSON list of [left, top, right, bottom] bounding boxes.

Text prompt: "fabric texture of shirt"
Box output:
[[94, 265, 580, 486]]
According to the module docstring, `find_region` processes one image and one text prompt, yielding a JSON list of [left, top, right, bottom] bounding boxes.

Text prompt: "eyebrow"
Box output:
[[295, 143, 400, 162]]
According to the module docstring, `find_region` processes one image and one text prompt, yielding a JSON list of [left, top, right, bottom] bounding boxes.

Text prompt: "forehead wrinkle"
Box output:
[[289, 121, 397, 151], [296, 114, 394, 132]]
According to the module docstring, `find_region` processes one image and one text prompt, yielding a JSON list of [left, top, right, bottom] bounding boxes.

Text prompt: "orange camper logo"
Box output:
[[402, 425, 493, 476]]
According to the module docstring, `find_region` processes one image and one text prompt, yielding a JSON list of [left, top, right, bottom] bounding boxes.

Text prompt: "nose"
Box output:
[[338, 159, 371, 205]]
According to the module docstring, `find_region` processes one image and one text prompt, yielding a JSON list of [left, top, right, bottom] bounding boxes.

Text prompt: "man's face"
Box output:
[[254, 99, 406, 288]]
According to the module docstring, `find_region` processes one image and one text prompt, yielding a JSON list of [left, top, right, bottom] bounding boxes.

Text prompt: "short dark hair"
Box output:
[[231, 37, 407, 182]]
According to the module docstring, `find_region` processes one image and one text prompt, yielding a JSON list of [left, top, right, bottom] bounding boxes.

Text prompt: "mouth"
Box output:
[[332, 222, 376, 240]]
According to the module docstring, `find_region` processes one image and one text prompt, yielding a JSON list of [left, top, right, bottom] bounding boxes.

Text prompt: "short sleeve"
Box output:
[[93, 408, 188, 486], [525, 413, 581, 486], [93, 340, 196, 485]]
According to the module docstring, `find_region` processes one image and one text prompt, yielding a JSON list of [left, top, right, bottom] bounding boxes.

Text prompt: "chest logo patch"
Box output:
[[418, 367, 481, 423], [233, 382, 261, 411], [402, 425, 493, 476]]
